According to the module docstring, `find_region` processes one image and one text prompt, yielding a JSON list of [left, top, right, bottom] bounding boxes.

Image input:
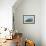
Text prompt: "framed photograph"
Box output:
[[23, 15, 35, 24]]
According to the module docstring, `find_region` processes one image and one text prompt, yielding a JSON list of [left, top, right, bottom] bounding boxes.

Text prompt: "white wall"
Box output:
[[0, 0, 46, 46], [0, 0, 16, 30], [41, 0, 46, 46], [13, 0, 41, 46]]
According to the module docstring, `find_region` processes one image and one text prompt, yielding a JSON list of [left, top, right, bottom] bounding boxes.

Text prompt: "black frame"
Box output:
[[23, 15, 35, 24]]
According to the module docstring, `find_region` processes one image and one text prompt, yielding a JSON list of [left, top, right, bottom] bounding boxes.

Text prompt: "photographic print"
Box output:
[[23, 15, 35, 24]]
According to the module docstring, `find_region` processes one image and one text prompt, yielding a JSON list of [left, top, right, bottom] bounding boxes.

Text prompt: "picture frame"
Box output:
[[23, 15, 35, 24]]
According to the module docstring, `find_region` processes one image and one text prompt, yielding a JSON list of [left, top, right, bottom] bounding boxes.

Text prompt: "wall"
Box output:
[[0, 0, 45, 46], [0, 0, 16, 30], [41, 0, 46, 46], [13, 0, 41, 46]]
